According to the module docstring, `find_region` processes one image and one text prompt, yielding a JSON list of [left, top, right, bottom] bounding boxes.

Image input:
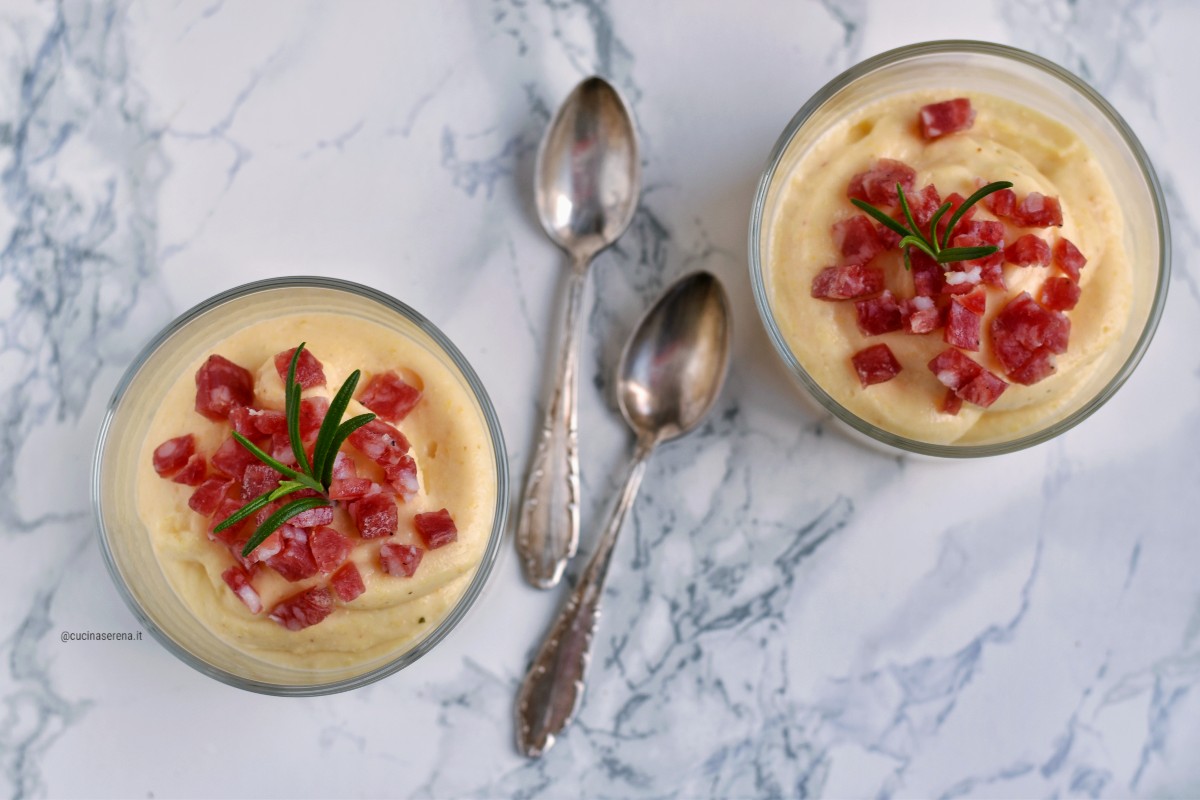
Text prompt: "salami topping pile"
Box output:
[[152, 345, 460, 631], [810, 98, 1088, 413]]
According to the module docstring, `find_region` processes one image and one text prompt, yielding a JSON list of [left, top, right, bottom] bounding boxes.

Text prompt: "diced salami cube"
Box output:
[[875, 220, 902, 250], [274, 347, 326, 390], [269, 586, 334, 631], [270, 433, 298, 467], [855, 290, 903, 337], [919, 98, 975, 140], [935, 192, 977, 240], [1053, 237, 1087, 282], [1005, 234, 1052, 267], [1012, 192, 1063, 228], [252, 409, 288, 435], [850, 344, 902, 388], [189, 478, 235, 517], [266, 525, 319, 582], [348, 419, 411, 467], [211, 437, 260, 482], [848, 158, 917, 206], [901, 296, 941, 335], [910, 250, 944, 297], [940, 388, 963, 416], [928, 348, 983, 391], [244, 529, 284, 565], [379, 543, 424, 578], [906, 184, 942, 231], [299, 396, 329, 441], [358, 372, 423, 423], [957, 219, 1005, 245], [308, 526, 352, 573], [242, 463, 282, 501], [991, 291, 1071, 378], [959, 287, 986, 315], [1008, 346, 1058, 385], [332, 451, 358, 480], [329, 477, 373, 501], [942, 265, 982, 295], [384, 455, 420, 501], [984, 186, 1016, 218], [291, 503, 334, 529], [209, 497, 250, 549], [194, 355, 254, 421], [1039, 277, 1082, 311], [414, 508, 458, 550], [957, 369, 1008, 408], [945, 293, 983, 351], [228, 406, 259, 438], [330, 563, 366, 602], [171, 454, 207, 486], [221, 565, 263, 614], [811, 264, 885, 301], [349, 493, 398, 539], [153, 435, 196, 477], [832, 215, 885, 266]]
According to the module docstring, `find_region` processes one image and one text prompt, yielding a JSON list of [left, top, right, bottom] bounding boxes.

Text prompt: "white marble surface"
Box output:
[[2, 1, 1197, 797]]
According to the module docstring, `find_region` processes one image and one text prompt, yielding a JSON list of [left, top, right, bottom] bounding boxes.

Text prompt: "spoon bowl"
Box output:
[[618, 272, 732, 443]]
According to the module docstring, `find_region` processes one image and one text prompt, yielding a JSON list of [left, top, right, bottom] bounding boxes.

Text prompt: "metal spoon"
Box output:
[[515, 271, 733, 757], [517, 76, 642, 590]]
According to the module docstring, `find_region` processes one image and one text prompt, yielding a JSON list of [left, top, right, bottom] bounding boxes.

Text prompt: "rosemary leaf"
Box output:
[[286, 346, 313, 477], [321, 413, 376, 488], [937, 245, 1000, 263], [311, 369, 362, 487], [240, 496, 331, 557]]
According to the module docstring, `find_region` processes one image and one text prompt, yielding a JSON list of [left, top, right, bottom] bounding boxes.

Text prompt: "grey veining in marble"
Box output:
[[1, 0, 1197, 798]]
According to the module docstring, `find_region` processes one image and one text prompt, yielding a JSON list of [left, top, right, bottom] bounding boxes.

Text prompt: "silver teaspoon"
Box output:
[[517, 76, 642, 590], [515, 271, 733, 757]]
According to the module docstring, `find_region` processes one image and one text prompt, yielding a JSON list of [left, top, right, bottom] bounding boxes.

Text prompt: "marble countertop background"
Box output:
[[2, 1, 1197, 797]]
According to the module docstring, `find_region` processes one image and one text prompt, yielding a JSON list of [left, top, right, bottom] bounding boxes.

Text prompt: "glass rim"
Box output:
[[91, 275, 510, 695], [748, 39, 1171, 458]]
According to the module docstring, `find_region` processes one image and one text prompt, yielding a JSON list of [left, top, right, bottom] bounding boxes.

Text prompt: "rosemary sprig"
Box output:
[[211, 342, 377, 557], [852, 180, 1013, 271]]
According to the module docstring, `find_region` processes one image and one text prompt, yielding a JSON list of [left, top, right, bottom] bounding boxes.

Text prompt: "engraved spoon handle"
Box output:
[[515, 254, 591, 589], [515, 438, 654, 757]]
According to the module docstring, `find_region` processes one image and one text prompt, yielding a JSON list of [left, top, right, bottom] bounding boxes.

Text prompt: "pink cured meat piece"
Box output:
[[855, 291, 903, 337], [1040, 277, 1082, 311], [1053, 237, 1087, 282], [242, 463, 282, 501], [900, 296, 941, 335], [332, 452, 358, 480], [810, 264, 884, 301], [349, 493, 399, 539], [266, 525, 319, 582], [228, 406, 258, 438], [957, 370, 1008, 408], [211, 437, 260, 482], [906, 185, 942, 231], [194, 355, 254, 421], [308, 526, 352, 573], [919, 98, 975, 140], [329, 477, 373, 501], [384, 455, 419, 501], [230, 407, 286, 438], [950, 222, 1005, 289], [379, 543, 424, 578], [1005, 234, 1052, 267], [984, 187, 1016, 218], [330, 563, 366, 602], [348, 419, 411, 468], [928, 348, 983, 391], [244, 529, 284, 565], [832, 215, 886, 266], [1012, 192, 1063, 228], [848, 158, 917, 206], [269, 586, 334, 631], [850, 344, 902, 388], [153, 435, 196, 477], [358, 372, 423, 423], [910, 250, 945, 297], [222, 565, 263, 614], [252, 409, 288, 435], [171, 454, 207, 486], [1008, 346, 1058, 385], [936, 193, 977, 240], [991, 292, 1070, 380], [269, 433, 299, 467], [945, 292, 984, 351], [189, 478, 234, 517], [290, 503, 334, 529], [274, 347, 326, 390], [299, 397, 329, 441], [414, 509, 458, 550], [209, 497, 250, 551], [940, 388, 963, 416]]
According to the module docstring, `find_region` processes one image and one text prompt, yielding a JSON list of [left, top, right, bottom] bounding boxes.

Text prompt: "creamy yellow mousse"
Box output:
[[137, 313, 496, 670], [767, 90, 1132, 445]]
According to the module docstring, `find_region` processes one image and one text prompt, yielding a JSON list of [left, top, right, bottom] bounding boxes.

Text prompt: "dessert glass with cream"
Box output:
[[750, 41, 1169, 456], [93, 278, 508, 694]]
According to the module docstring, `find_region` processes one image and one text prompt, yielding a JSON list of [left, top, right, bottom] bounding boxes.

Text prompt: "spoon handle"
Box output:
[[515, 256, 590, 589], [515, 439, 653, 758]]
